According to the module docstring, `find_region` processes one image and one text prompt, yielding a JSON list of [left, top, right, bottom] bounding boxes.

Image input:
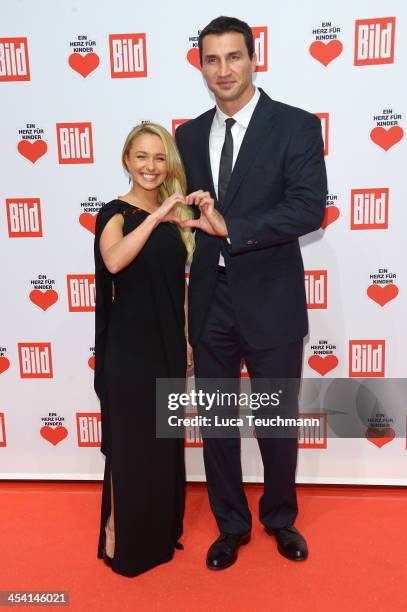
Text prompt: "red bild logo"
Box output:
[[305, 270, 327, 309], [184, 412, 203, 448], [56, 123, 94, 164], [349, 340, 385, 377], [67, 275, 95, 312], [18, 342, 53, 378], [354, 17, 395, 66], [252, 27, 268, 72], [0, 413, 6, 446], [109, 34, 147, 78], [298, 413, 327, 448], [76, 413, 101, 446], [6, 198, 43, 237], [315, 113, 329, 155], [0, 37, 30, 81], [351, 188, 389, 229]]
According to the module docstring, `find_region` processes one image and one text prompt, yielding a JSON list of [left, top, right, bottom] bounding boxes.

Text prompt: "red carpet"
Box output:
[[1, 482, 406, 611]]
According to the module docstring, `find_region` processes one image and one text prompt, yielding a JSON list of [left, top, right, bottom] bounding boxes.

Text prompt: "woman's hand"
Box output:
[[150, 193, 185, 225], [181, 190, 228, 237], [186, 341, 194, 377]]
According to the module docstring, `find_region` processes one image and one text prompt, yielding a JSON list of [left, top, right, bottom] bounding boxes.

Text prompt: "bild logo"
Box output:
[[67, 274, 95, 312], [184, 412, 203, 448], [354, 17, 395, 66], [305, 270, 327, 309], [6, 198, 43, 237], [252, 27, 268, 72], [18, 342, 53, 378], [0, 413, 6, 446], [76, 412, 101, 447], [109, 33, 147, 78], [56, 122, 93, 164], [351, 188, 388, 230], [298, 413, 327, 448], [315, 113, 329, 155], [0, 37, 30, 81], [349, 340, 385, 377]]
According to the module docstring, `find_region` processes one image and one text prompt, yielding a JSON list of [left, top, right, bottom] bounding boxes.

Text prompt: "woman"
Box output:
[[94, 123, 194, 577]]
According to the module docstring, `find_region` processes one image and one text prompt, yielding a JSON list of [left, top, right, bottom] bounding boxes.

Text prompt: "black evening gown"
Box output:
[[94, 199, 187, 577]]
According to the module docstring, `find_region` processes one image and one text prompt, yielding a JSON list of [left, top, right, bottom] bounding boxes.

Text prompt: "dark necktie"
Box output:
[[218, 117, 236, 207]]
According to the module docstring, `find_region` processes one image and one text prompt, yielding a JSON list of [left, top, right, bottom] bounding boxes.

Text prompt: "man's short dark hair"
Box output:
[[198, 16, 254, 64]]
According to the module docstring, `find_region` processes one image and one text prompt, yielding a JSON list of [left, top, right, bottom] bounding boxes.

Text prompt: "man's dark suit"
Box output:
[[175, 88, 327, 534]]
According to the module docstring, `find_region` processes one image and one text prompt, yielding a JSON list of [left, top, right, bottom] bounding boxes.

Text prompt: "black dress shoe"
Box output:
[[206, 530, 251, 570], [265, 525, 308, 561]]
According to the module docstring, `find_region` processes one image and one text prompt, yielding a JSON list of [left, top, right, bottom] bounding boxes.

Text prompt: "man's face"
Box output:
[[201, 32, 256, 104]]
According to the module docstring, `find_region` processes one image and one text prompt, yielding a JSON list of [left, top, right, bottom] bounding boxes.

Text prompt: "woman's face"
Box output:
[[125, 133, 168, 191]]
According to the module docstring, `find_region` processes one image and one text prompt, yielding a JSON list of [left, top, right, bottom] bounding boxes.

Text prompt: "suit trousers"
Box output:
[[193, 269, 303, 534]]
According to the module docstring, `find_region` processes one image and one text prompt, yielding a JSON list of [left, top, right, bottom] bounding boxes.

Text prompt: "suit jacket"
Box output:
[[175, 88, 327, 350]]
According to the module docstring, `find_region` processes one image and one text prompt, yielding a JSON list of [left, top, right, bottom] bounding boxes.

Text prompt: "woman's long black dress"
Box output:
[[94, 199, 187, 577]]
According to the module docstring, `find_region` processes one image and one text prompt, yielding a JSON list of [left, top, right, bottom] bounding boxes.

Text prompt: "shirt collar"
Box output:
[[214, 87, 260, 129]]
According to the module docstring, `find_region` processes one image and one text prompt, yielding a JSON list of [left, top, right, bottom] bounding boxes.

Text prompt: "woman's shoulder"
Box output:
[[96, 199, 131, 222], [98, 198, 131, 215], [95, 199, 131, 237]]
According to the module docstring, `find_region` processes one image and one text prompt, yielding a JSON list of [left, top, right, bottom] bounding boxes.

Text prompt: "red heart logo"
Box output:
[[308, 354, 338, 376], [370, 126, 404, 151], [365, 427, 395, 448], [68, 52, 100, 77], [309, 40, 343, 66], [187, 48, 201, 71], [79, 212, 97, 234], [88, 355, 95, 370], [29, 289, 59, 311], [321, 206, 340, 229], [17, 139, 48, 163], [367, 284, 399, 306], [40, 425, 68, 446], [0, 356, 10, 374]]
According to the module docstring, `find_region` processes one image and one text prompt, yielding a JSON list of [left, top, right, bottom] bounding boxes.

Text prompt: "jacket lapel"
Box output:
[[221, 90, 277, 215], [198, 107, 217, 198]]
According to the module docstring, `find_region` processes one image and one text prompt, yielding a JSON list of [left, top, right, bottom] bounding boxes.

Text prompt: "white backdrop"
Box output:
[[1, 0, 406, 484]]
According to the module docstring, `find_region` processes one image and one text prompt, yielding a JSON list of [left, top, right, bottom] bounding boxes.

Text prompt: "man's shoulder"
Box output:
[[266, 95, 321, 130], [175, 108, 215, 139]]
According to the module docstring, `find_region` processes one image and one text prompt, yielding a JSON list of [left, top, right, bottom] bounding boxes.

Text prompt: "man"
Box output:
[[176, 16, 327, 570]]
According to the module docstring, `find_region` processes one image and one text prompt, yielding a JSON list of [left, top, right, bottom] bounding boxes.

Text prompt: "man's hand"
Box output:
[[181, 190, 228, 237]]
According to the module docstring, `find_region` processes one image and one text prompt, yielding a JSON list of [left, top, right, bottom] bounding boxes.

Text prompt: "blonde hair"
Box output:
[[122, 123, 195, 264]]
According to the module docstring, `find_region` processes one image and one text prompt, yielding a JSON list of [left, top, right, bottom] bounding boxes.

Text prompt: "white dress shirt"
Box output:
[[209, 87, 261, 266]]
